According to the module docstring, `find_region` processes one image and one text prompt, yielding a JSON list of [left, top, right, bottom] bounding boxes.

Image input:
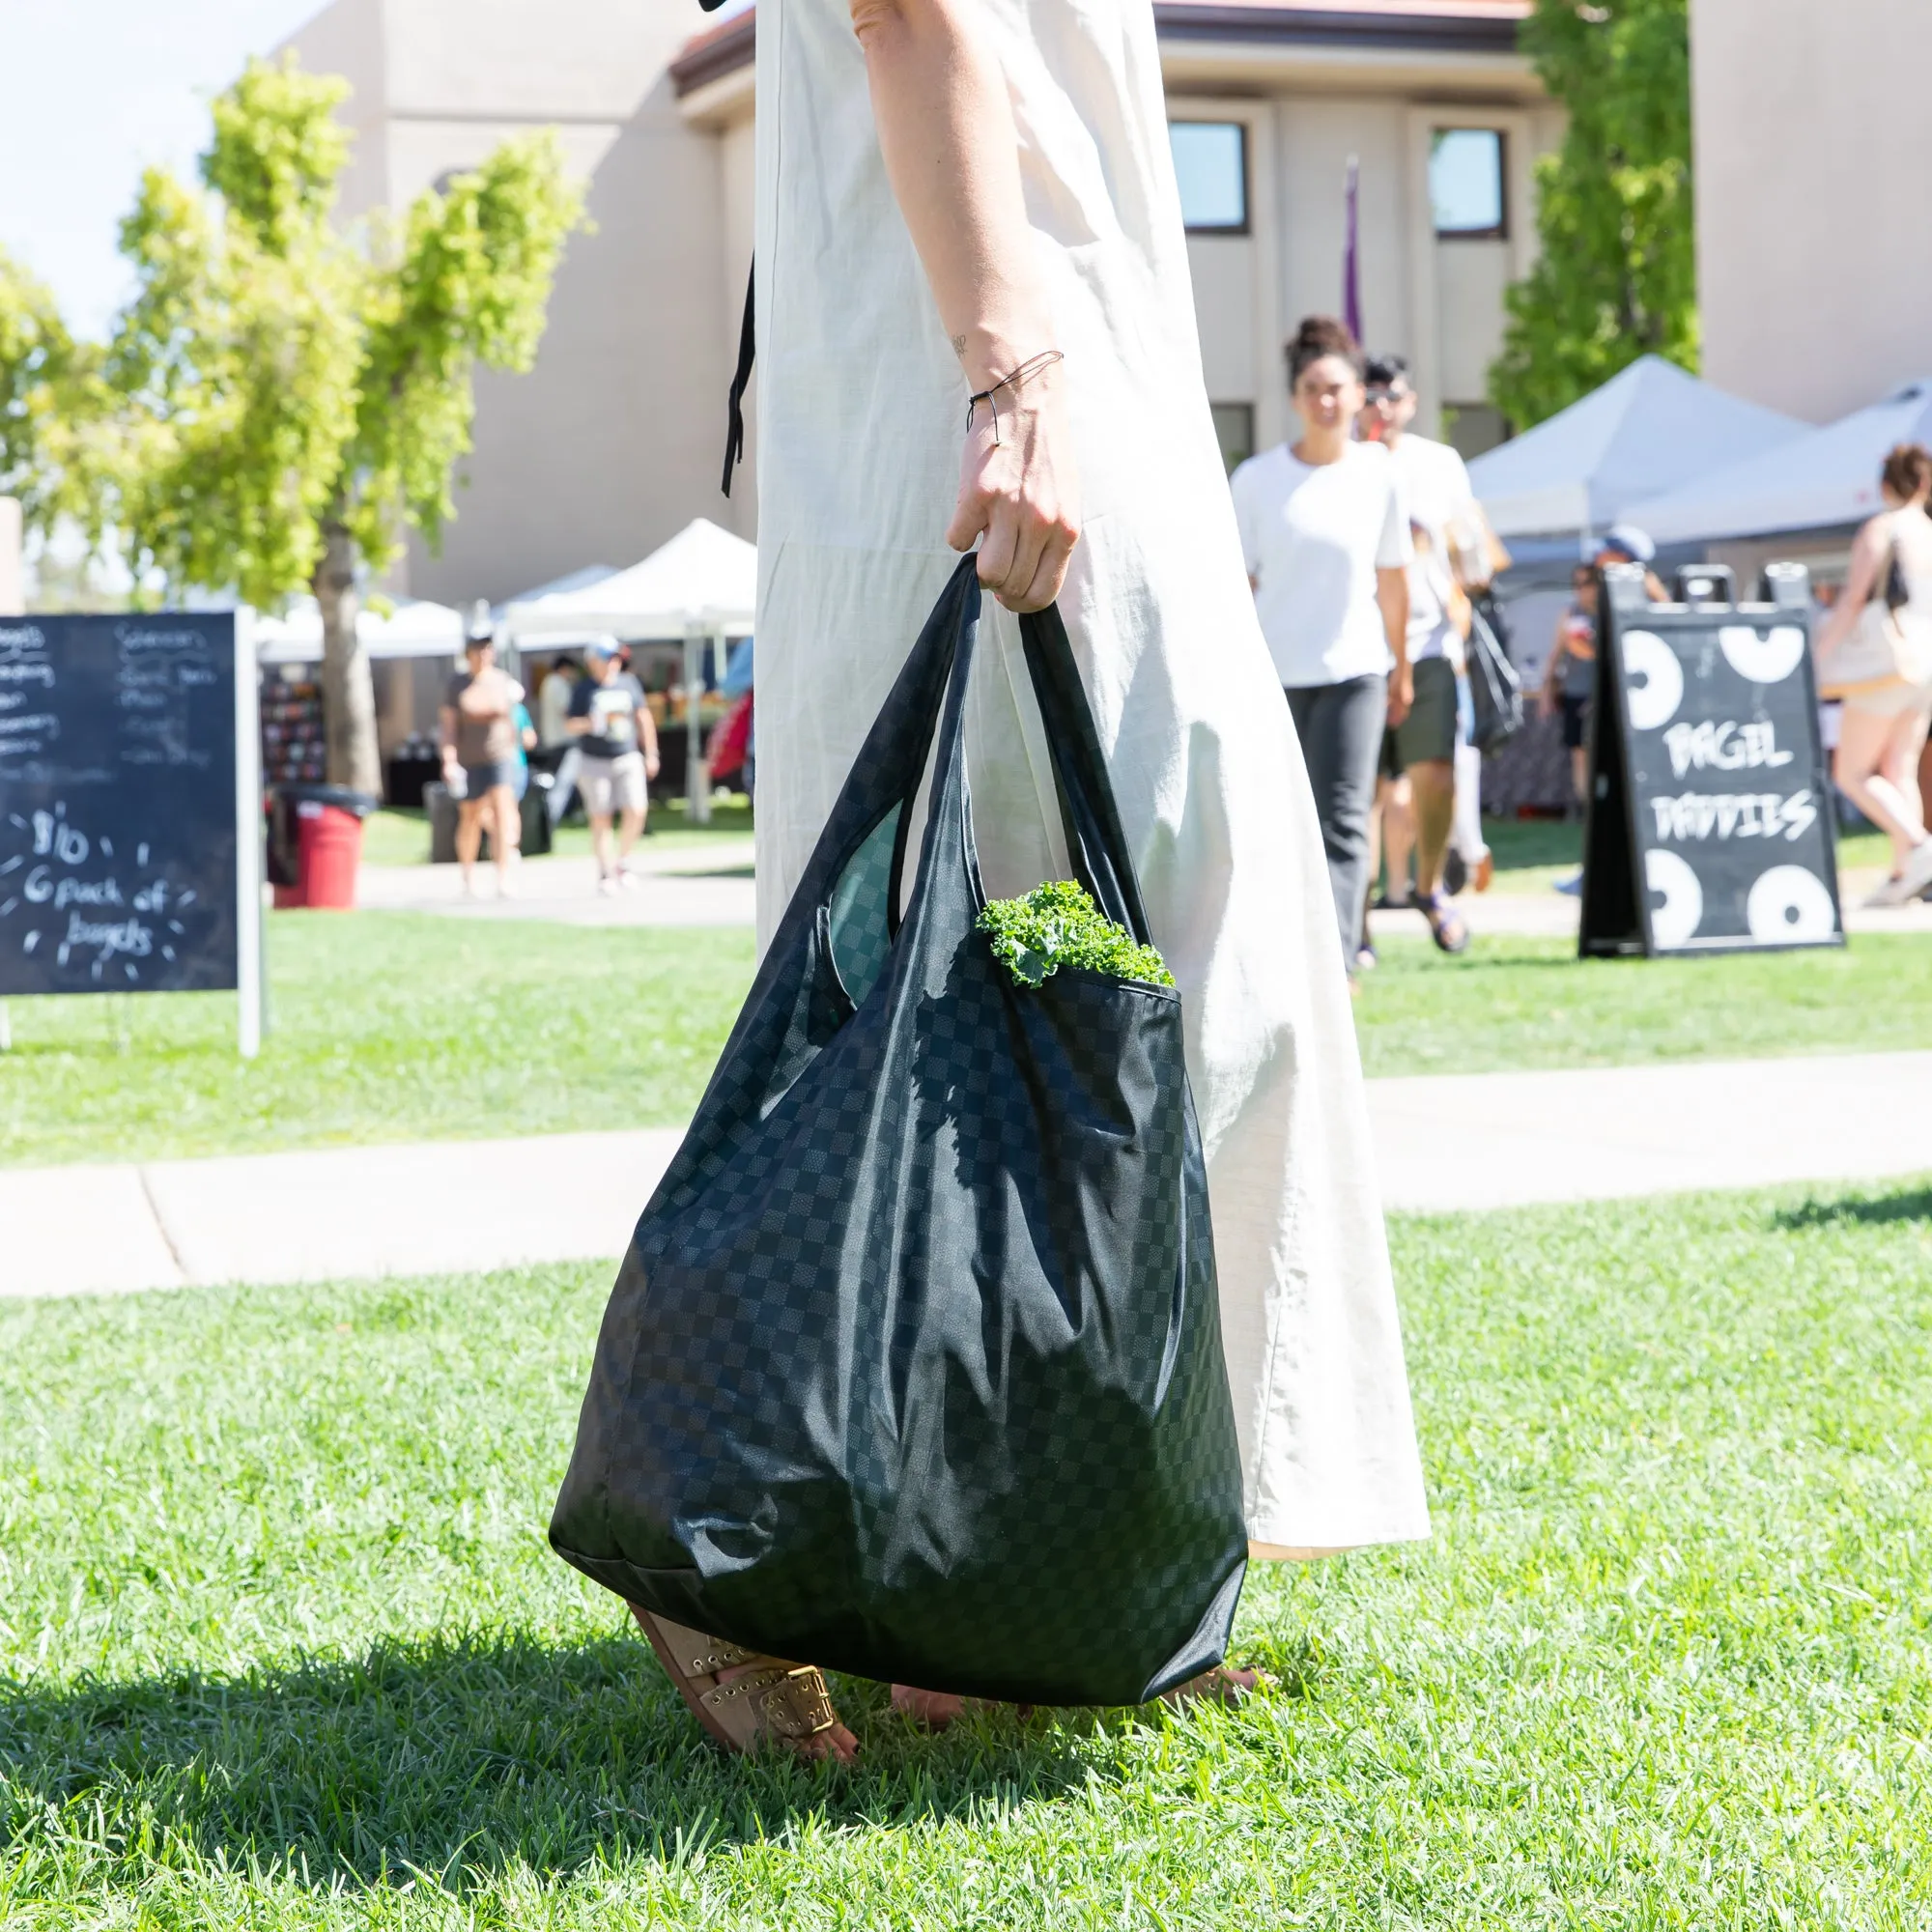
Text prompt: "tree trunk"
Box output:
[[315, 521, 382, 797]]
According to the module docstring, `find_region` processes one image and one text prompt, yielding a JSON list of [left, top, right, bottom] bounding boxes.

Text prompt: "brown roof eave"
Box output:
[[1152, 2, 1524, 54], [671, 1, 1527, 99], [671, 10, 755, 97]]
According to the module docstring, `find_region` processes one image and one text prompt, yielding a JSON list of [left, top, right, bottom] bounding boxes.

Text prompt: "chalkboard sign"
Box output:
[[1581, 562, 1843, 957], [0, 614, 262, 1046]]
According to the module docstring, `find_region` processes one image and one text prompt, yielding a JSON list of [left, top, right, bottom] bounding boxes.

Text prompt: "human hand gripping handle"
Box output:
[[851, 0, 1081, 612], [947, 352, 1081, 613]]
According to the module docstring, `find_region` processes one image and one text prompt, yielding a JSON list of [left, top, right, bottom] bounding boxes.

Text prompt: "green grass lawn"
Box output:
[[0, 914, 754, 1167], [1354, 929, 1932, 1077], [2, 914, 1925, 1165], [3, 1180, 1928, 1925], [1477, 814, 1890, 895], [361, 796, 754, 868]]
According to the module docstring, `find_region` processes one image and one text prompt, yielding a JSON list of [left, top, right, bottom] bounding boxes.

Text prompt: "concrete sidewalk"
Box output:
[[353, 848, 1932, 939], [7, 1051, 1928, 1300]]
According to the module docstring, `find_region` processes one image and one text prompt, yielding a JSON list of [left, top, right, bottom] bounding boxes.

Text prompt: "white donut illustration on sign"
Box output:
[[1719, 624, 1807, 684], [1643, 847, 1703, 948], [1747, 865, 1837, 943], [1622, 631, 1685, 730]]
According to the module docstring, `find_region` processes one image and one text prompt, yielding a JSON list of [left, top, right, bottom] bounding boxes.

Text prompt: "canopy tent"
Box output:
[[1626, 378, 1932, 544], [252, 596, 467, 662], [1465, 355, 1806, 538], [500, 518, 755, 643], [502, 518, 757, 822], [489, 563, 618, 630]]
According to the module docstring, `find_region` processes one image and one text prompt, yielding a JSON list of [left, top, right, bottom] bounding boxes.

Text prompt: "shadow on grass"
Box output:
[[0, 1627, 1109, 1892], [1776, 1185, 1932, 1231]]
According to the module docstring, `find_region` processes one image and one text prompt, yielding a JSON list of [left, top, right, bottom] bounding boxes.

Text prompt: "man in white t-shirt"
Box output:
[[1362, 355, 1509, 952]]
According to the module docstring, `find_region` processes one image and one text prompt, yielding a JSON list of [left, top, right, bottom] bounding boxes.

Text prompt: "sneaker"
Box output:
[[1355, 942, 1378, 973], [1863, 874, 1914, 908], [1899, 838, 1932, 898], [1553, 870, 1583, 897], [596, 874, 618, 897], [617, 867, 640, 891]]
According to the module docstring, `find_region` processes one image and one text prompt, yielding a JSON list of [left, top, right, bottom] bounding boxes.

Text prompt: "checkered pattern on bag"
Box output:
[[551, 555, 1247, 1707]]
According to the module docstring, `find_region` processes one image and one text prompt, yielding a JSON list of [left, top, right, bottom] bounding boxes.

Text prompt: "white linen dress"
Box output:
[[751, 0, 1429, 1556]]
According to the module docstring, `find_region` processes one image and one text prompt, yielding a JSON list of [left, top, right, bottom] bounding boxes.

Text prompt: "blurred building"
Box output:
[[1693, 0, 1932, 424], [281, 0, 1555, 602]]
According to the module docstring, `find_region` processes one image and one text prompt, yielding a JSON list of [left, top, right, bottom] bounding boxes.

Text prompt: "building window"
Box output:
[[1210, 403, 1255, 475], [1171, 122, 1248, 234], [1430, 128, 1507, 240]]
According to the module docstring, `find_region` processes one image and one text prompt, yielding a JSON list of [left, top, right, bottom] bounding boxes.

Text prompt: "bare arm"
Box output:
[[640, 704, 660, 778], [1819, 516, 1888, 660], [851, 0, 1078, 611], [1377, 566, 1411, 724]]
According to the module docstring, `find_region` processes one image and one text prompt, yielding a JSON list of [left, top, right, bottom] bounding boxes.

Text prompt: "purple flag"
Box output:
[[1343, 155, 1362, 342]]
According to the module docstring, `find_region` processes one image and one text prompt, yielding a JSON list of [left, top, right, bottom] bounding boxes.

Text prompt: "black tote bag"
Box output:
[[551, 555, 1247, 1707], [1466, 590, 1524, 754]]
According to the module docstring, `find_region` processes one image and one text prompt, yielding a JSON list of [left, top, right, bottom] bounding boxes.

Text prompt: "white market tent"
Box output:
[[501, 518, 758, 820], [253, 595, 467, 663], [1626, 378, 1932, 544], [500, 518, 755, 643], [1465, 355, 1806, 538]]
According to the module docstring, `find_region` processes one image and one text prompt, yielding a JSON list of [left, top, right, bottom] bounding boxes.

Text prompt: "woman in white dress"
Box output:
[[639, 0, 1430, 1759]]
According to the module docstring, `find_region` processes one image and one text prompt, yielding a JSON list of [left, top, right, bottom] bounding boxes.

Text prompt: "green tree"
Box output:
[[0, 247, 114, 547], [110, 55, 584, 792], [1490, 0, 1696, 430]]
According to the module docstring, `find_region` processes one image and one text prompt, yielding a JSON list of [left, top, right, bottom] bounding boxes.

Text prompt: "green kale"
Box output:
[[976, 880, 1175, 989]]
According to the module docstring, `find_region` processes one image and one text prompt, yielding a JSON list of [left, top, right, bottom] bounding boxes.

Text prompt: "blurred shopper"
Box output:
[[1358, 355, 1507, 951], [568, 638, 660, 895], [1817, 443, 1932, 903], [538, 658, 581, 750], [511, 696, 538, 804], [440, 632, 525, 898], [1540, 564, 1601, 819], [1233, 315, 1410, 978]]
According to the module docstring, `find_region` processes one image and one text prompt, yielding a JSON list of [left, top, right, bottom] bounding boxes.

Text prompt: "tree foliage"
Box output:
[[90, 52, 585, 786], [109, 55, 583, 604], [0, 248, 114, 542], [1490, 0, 1696, 430]]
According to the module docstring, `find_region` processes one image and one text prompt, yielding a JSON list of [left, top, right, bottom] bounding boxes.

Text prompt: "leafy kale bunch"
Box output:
[[977, 880, 1175, 989]]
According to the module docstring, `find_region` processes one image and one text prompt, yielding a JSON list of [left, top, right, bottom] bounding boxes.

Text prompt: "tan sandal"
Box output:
[[630, 1605, 843, 1756], [1162, 1663, 1274, 1707]]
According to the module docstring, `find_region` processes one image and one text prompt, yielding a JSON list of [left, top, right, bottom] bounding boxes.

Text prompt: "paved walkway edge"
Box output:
[[6, 1053, 1929, 1300]]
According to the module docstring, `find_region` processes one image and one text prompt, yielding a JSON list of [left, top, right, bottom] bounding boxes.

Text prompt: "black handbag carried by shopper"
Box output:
[[551, 555, 1247, 1707], [1466, 589, 1524, 753]]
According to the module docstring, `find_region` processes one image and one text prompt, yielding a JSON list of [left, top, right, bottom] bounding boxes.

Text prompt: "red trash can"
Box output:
[[268, 784, 377, 909], [297, 800, 364, 909]]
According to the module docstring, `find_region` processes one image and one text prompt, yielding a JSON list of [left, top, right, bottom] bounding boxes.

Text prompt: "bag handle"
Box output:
[[1015, 604, 1153, 947]]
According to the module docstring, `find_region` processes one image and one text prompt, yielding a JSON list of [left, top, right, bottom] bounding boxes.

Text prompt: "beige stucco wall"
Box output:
[[1694, 0, 1932, 422], [278, 3, 1550, 603], [281, 0, 739, 605]]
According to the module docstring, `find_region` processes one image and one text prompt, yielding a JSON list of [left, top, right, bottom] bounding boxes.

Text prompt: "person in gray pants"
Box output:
[[1231, 315, 1411, 980]]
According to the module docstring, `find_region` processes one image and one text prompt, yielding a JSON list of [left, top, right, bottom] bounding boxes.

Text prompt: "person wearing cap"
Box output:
[[1544, 526, 1666, 895], [440, 630, 526, 898], [567, 639, 659, 894]]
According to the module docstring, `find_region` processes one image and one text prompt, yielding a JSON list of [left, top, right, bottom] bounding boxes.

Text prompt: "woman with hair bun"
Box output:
[[1231, 316, 1412, 974], [1818, 441, 1932, 904]]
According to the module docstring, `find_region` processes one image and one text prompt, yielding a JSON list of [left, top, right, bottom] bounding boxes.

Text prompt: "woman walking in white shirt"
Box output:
[[1232, 316, 1411, 975]]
